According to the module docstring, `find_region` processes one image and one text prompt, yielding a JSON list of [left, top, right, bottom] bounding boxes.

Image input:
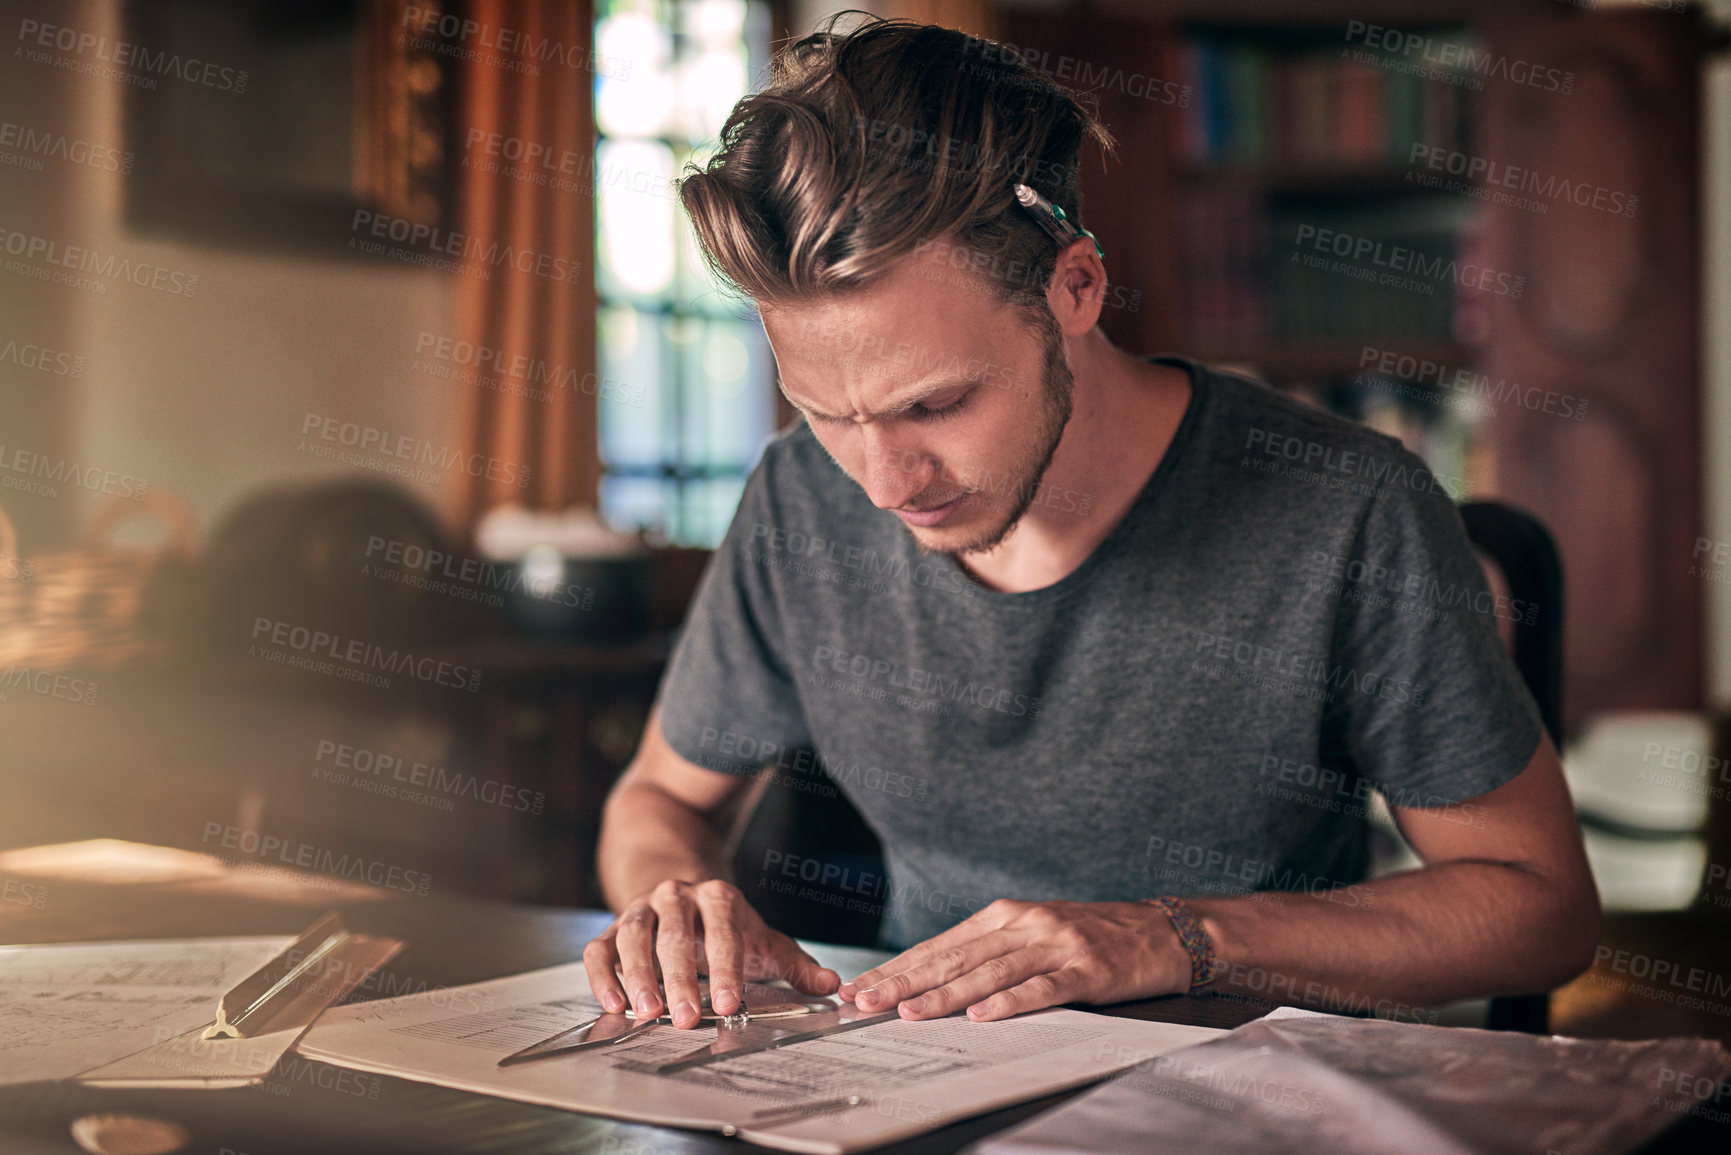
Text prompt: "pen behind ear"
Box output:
[[1012, 182, 1104, 261]]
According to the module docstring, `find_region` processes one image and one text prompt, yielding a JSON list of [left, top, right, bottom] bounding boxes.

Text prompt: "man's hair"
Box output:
[[677, 12, 1116, 324]]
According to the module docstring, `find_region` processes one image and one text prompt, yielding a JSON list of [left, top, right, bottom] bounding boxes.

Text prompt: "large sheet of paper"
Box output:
[[297, 961, 1226, 1154], [76, 1018, 313, 1090], [0, 936, 292, 1085], [969, 1007, 1731, 1155]]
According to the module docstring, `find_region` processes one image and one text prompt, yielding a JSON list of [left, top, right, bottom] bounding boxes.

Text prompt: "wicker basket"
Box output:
[[0, 491, 197, 670]]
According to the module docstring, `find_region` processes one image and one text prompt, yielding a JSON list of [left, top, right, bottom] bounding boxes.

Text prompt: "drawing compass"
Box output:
[[497, 981, 835, 1067], [650, 1001, 899, 1074]]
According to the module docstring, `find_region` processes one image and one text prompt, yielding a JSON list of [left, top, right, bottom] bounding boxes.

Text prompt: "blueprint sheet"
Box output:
[[0, 935, 293, 1084], [297, 961, 1227, 1154]]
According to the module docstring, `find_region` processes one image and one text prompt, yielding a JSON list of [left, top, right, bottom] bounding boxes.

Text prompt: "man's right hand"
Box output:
[[582, 877, 841, 1029]]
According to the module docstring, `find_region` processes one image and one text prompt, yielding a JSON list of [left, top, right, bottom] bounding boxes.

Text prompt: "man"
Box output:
[[583, 16, 1599, 1031]]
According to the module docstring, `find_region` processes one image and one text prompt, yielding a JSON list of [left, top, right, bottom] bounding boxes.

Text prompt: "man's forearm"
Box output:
[[1185, 861, 1599, 1014], [596, 779, 733, 912]]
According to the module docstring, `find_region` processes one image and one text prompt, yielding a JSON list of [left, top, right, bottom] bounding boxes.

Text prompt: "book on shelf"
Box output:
[[1180, 194, 1469, 350], [1174, 31, 1474, 173]]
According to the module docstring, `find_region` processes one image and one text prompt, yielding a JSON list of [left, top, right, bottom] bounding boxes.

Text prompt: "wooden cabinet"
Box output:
[[1476, 13, 1704, 730]]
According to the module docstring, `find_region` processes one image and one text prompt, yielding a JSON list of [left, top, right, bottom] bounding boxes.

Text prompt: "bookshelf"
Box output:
[[1163, 22, 1489, 488], [998, 4, 1705, 727]]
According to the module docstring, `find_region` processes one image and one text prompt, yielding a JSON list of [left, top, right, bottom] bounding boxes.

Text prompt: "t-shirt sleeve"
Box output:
[[653, 449, 813, 774], [1319, 450, 1544, 806]]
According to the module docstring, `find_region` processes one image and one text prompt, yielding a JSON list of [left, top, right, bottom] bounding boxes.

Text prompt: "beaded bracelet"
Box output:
[[1141, 896, 1221, 993]]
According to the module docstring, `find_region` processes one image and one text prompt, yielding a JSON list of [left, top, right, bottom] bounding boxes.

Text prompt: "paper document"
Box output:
[[0, 920, 401, 1089], [77, 1018, 311, 1090], [297, 961, 1226, 1154], [0, 936, 292, 1085], [969, 1006, 1731, 1155]]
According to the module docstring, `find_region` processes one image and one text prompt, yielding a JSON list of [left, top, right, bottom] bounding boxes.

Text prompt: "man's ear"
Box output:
[[1045, 238, 1108, 336]]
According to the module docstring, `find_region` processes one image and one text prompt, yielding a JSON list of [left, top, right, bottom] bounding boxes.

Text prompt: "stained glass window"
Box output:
[[594, 0, 776, 547]]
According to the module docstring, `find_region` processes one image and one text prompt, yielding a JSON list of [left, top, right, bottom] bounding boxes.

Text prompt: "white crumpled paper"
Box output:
[[969, 1007, 1731, 1155]]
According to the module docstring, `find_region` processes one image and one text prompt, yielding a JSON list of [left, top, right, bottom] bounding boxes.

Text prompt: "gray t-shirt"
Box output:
[[656, 355, 1543, 949]]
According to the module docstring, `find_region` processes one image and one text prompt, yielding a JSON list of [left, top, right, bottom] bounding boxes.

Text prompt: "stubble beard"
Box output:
[[912, 320, 1075, 559]]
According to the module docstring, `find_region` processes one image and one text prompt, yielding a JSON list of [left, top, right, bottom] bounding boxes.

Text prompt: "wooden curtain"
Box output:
[[446, 0, 600, 535], [885, 0, 998, 38]]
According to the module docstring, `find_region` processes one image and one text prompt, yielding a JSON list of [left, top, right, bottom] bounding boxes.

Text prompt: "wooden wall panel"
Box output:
[[1478, 14, 1704, 732]]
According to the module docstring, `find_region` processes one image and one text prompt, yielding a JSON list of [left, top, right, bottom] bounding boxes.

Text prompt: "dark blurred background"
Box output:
[[1, 0, 1729, 1045]]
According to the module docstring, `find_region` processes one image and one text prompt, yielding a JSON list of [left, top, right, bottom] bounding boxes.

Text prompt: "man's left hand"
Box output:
[[836, 899, 1191, 1022]]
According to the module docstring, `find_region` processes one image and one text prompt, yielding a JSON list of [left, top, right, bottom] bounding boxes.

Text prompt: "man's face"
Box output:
[[761, 245, 1073, 557]]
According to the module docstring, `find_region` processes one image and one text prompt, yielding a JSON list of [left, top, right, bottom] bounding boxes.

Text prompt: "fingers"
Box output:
[[590, 880, 842, 1030], [962, 969, 1072, 1022], [757, 936, 839, 997], [839, 941, 948, 1003], [839, 904, 1011, 1001], [896, 948, 1058, 1020], [692, 881, 745, 1015], [851, 929, 1025, 1012], [580, 931, 629, 1014], [649, 882, 706, 1029], [687, 881, 838, 1015], [612, 901, 663, 1021], [843, 949, 919, 1007]]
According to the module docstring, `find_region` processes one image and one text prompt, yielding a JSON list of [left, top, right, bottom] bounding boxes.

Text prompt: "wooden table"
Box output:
[[0, 882, 1724, 1154]]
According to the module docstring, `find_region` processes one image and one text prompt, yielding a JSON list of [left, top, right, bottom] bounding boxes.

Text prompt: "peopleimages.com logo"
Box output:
[[248, 617, 482, 693], [313, 739, 545, 815], [1242, 428, 1469, 501], [0, 333, 84, 377], [364, 536, 595, 611], [398, 6, 629, 78], [0, 118, 132, 175], [0, 226, 199, 297], [299, 413, 530, 489], [200, 822, 430, 895], [1290, 223, 1524, 298], [15, 18, 249, 92], [0, 664, 99, 707], [349, 210, 582, 283], [1342, 21, 1573, 94]]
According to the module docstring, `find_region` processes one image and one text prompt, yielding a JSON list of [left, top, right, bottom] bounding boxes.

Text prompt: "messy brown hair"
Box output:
[[677, 12, 1116, 327]]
